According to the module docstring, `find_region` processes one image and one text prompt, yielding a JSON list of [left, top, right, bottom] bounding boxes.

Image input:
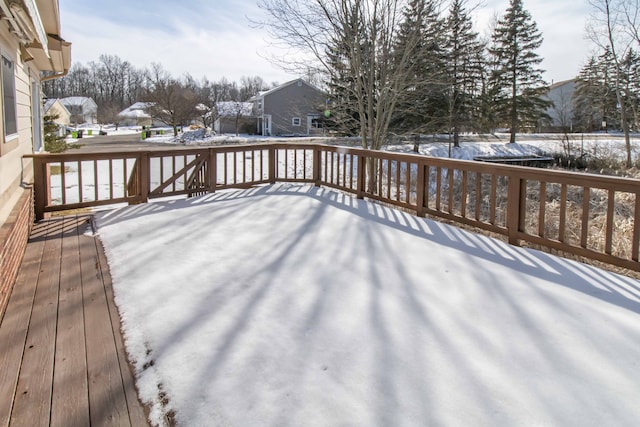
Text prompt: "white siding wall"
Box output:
[[0, 23, 41, 225]]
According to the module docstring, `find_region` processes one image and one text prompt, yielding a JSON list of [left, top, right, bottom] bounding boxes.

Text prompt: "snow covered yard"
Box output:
[[95, 184, 640, 427]]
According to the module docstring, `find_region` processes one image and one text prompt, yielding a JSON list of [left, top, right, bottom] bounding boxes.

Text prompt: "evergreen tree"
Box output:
[[488, 0, 550, 143], [442, 0, 484, 146], [620, 48, 640, 131], [43, 114, 68, 153], [392, 0, 447, 134]]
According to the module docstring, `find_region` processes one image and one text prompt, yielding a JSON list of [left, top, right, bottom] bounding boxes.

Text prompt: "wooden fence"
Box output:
[[26, 143, 640, 272]]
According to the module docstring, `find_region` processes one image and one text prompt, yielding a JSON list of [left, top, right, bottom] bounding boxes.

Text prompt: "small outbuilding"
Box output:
[[214, 102, 255, 134]]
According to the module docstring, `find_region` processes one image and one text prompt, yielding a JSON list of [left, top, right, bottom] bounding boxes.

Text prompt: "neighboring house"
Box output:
[[251, 78, 326, 136], [60, 96, 98, 125], [118, 102, 153, 127], [0, 0, 71, 317], [544, 79, 576, 131], [43, 98, 70, 127], [118, 102, 168, 127], [214, 101, 254, 134]]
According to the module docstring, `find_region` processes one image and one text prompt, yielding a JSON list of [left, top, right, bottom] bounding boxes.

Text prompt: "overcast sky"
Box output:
[[59, 0, 594, 85]]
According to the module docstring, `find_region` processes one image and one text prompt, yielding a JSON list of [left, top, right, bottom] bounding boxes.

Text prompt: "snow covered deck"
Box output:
[[94, 184, 640, 426], [0, 215, 149, 426]]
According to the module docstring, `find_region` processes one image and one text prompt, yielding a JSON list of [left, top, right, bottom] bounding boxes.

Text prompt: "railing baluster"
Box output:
[[461, 170, 467, 218], [396, 160, 401, 202], [78, 161, 83, 203], [93, 160, 99, 201], [559, 184, 567, 243], [633, 192, 640, 261], [475, 172, 481, 221], [436, 167, 442, 212], [448, 167, 455, 214], [581, 187, 590, 248], [605, 189, 615, 254], [233, 152, 237, 184], [405, 162, 411, 204], [60, 161, 66, 205], [490, 174, 497, 225], [538, 181, 546, 238]]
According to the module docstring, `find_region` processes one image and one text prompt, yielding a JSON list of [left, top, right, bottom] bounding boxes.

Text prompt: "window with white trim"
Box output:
[[2, 55, 17, 138], [292, 117, 301, 126]]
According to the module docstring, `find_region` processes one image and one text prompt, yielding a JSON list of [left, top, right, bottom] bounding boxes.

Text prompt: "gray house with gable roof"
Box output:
[[250, 78, 326, 136]]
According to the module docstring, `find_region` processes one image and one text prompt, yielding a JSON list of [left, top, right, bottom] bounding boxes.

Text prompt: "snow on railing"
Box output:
[[26, 143, 640, 272]]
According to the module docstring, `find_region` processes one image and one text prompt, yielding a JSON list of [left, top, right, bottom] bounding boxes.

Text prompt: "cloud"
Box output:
[[59, 1, 296, 84]]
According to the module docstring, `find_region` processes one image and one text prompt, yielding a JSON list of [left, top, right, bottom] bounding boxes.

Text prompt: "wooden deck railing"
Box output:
[[26, 143, 640, 272]]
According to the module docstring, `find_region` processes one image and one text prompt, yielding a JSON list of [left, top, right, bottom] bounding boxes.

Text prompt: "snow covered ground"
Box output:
[[96, 183, 640, 427]]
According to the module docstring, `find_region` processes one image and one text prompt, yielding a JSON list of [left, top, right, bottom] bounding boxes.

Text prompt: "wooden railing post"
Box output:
[[356, 152, 366, 199], [506, 173, 526, 245], [268, 146, 276, 184], [313, 146, 321, 186], [33, 157, 47, 221], [139, 152, 150, 203]]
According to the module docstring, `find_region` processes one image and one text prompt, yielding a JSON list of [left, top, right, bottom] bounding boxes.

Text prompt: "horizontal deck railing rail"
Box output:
[[26, 143, 640, 272]]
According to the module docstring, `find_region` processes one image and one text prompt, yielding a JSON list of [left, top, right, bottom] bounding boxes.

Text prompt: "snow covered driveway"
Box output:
[[96, 184, 640, 427]]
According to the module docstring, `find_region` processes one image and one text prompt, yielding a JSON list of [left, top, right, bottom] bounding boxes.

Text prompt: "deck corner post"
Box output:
[[33, 157, 46, 221], [139, 152, 150, 203], [507, 173, 526, 246], [312, 146, 321, 187], [268, 145, 276, 184]]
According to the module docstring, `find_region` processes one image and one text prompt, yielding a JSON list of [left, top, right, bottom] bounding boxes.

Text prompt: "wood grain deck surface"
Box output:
[[0, 216, 149, 427]]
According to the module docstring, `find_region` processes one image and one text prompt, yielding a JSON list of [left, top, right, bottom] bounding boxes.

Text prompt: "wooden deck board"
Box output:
[[0, 216, 149, 427], [0, 221, 48, 427], [10, 218, 62, 426], [96, 237, 149, 426], [51, 216, 90, 427], [80, 224, 131, 427]]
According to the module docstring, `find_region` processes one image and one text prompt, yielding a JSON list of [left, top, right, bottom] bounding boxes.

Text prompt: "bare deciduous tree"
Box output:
[[145, 64, 199, 136], [256, 0, 423, 151]]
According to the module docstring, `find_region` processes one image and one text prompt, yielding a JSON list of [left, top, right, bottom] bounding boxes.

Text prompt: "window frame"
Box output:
[[2, 53, 18, 140], [292, 117, 301, 126], [0, 50, 19, 156]]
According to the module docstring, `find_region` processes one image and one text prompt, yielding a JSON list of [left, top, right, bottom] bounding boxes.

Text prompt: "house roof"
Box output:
[[548, 79, 576, 90], [43, 98, 70, 115], [118, 102, 155, 119], [250, 78, 323, 101], [5, 0, 72, 74], [60, 96, 98, 110]]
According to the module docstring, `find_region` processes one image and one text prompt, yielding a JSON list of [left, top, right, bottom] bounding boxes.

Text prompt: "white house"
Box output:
[[60, 96, 98, 125]]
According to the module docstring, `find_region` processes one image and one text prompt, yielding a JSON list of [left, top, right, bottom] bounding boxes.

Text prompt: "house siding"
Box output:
[[264, 81, 325, 135], [0, 20, 42, 318]]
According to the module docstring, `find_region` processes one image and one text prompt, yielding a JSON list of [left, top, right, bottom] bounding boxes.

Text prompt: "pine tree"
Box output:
[[392, 0, 447, 134], [442, 0, 484, 146], [488, 0, 549, 143], [43, 114, 68, 153], [573, 50, 620, 132]]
